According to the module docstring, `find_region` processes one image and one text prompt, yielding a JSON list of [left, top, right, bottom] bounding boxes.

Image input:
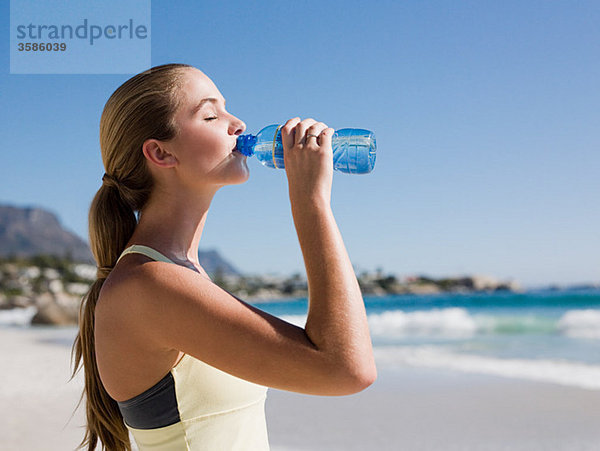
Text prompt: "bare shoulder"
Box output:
[[96, 254, 248, 352], [95, 254, 167, 340]]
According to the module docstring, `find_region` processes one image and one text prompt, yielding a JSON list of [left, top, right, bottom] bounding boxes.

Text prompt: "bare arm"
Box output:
[[282, 118, 376, 385]]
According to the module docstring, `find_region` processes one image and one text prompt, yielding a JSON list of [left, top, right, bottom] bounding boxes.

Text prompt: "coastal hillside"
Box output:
[[198, 249, 240, 276], [0, 204, 93, 262]]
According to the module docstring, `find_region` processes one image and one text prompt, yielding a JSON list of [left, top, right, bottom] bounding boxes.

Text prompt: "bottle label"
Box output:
[[272, 125, 284, 169]]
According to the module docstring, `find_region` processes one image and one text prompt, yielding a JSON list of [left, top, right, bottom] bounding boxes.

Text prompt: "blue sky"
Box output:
[[1, 0, 598, 287]]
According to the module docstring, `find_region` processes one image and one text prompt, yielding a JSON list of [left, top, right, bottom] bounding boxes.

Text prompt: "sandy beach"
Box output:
[[1, 325, 599, 451]]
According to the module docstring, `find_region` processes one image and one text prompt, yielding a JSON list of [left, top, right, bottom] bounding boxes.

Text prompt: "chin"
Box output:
[[224, 165, 250, 186], [233, 170, 250, 185], [236, 160, 251, 183], [205, 155, 250, 187]]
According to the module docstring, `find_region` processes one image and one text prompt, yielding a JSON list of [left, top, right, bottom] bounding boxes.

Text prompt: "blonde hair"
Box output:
[[71, 63, 192, 450]]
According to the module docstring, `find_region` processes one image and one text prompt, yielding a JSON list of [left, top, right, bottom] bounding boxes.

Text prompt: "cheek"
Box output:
[[201, 132, 232, 159], [173, 124, 228, 168], [188, 125, 219, 147], [177, 127, 211, 155]]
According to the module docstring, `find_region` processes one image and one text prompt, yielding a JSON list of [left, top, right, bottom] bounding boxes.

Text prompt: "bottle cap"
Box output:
[[235, 134, 257, 157]]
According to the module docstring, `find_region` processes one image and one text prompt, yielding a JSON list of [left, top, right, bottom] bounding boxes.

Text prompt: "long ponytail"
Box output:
[[70, 63, 191, 450]]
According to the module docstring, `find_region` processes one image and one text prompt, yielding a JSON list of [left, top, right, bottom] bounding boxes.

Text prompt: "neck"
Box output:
[[126, 186, 218, 267]]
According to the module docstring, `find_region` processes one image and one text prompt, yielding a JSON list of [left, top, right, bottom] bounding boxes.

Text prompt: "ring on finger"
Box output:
[[306, 133, 319, 139]]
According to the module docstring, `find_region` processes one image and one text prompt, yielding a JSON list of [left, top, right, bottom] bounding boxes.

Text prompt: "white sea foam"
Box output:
[[558, 309, 600, 339], [367, 309, 563, 338], [282, 308, 478, 338], [375, 345, 600, 391], [368, 308, 477, 338], [0, 306, 37, 327]]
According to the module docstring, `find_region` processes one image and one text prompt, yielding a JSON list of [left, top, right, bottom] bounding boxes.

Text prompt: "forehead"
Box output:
[[179, 69, 225, 106]]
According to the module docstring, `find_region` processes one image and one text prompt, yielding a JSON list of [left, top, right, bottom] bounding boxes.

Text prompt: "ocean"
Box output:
[[255, 289, 600, 390], [2, 288, 599, 391]]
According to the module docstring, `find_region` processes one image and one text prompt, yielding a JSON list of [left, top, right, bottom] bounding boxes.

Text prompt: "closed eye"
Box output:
[[205, 117, 218, 121]]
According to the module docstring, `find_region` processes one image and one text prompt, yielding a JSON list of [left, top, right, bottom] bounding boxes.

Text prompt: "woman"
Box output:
[[71, 63, 376, 451]]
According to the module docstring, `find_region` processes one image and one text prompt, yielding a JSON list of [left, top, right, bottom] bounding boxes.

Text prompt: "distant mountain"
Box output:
[[0, 204, 93, 262], [0, 204, 241, 276], [198, 249, 241, 277]]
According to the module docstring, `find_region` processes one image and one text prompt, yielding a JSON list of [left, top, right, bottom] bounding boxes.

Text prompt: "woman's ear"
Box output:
[[142, 139, 178, 169]]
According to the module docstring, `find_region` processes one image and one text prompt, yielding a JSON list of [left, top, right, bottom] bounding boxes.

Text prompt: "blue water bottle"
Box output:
[[236, 124, 376, 174]]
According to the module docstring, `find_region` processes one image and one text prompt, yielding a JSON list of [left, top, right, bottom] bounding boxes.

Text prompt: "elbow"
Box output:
[[336, 361, 377, 395], [353, 363, 378, 392]]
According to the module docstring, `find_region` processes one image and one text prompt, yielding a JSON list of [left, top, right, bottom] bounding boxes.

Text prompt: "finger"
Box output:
[[319, 127, 335, 149], [305, 122, 329, 146], [281, 117, 301, 151], [295, 118, 318, 146]]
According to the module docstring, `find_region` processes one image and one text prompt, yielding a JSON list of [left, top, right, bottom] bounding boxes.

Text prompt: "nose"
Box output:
[[229, 114, 246, 136]]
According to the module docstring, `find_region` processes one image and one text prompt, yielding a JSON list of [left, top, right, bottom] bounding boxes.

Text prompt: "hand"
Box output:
[[280, 117, 335, 207]]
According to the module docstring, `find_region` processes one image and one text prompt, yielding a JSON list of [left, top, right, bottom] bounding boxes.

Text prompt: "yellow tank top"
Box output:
[[114, 245, 270, 451]]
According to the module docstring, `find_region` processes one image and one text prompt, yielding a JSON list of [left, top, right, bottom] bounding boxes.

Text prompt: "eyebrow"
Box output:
[[192, 97, 226, 113]]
